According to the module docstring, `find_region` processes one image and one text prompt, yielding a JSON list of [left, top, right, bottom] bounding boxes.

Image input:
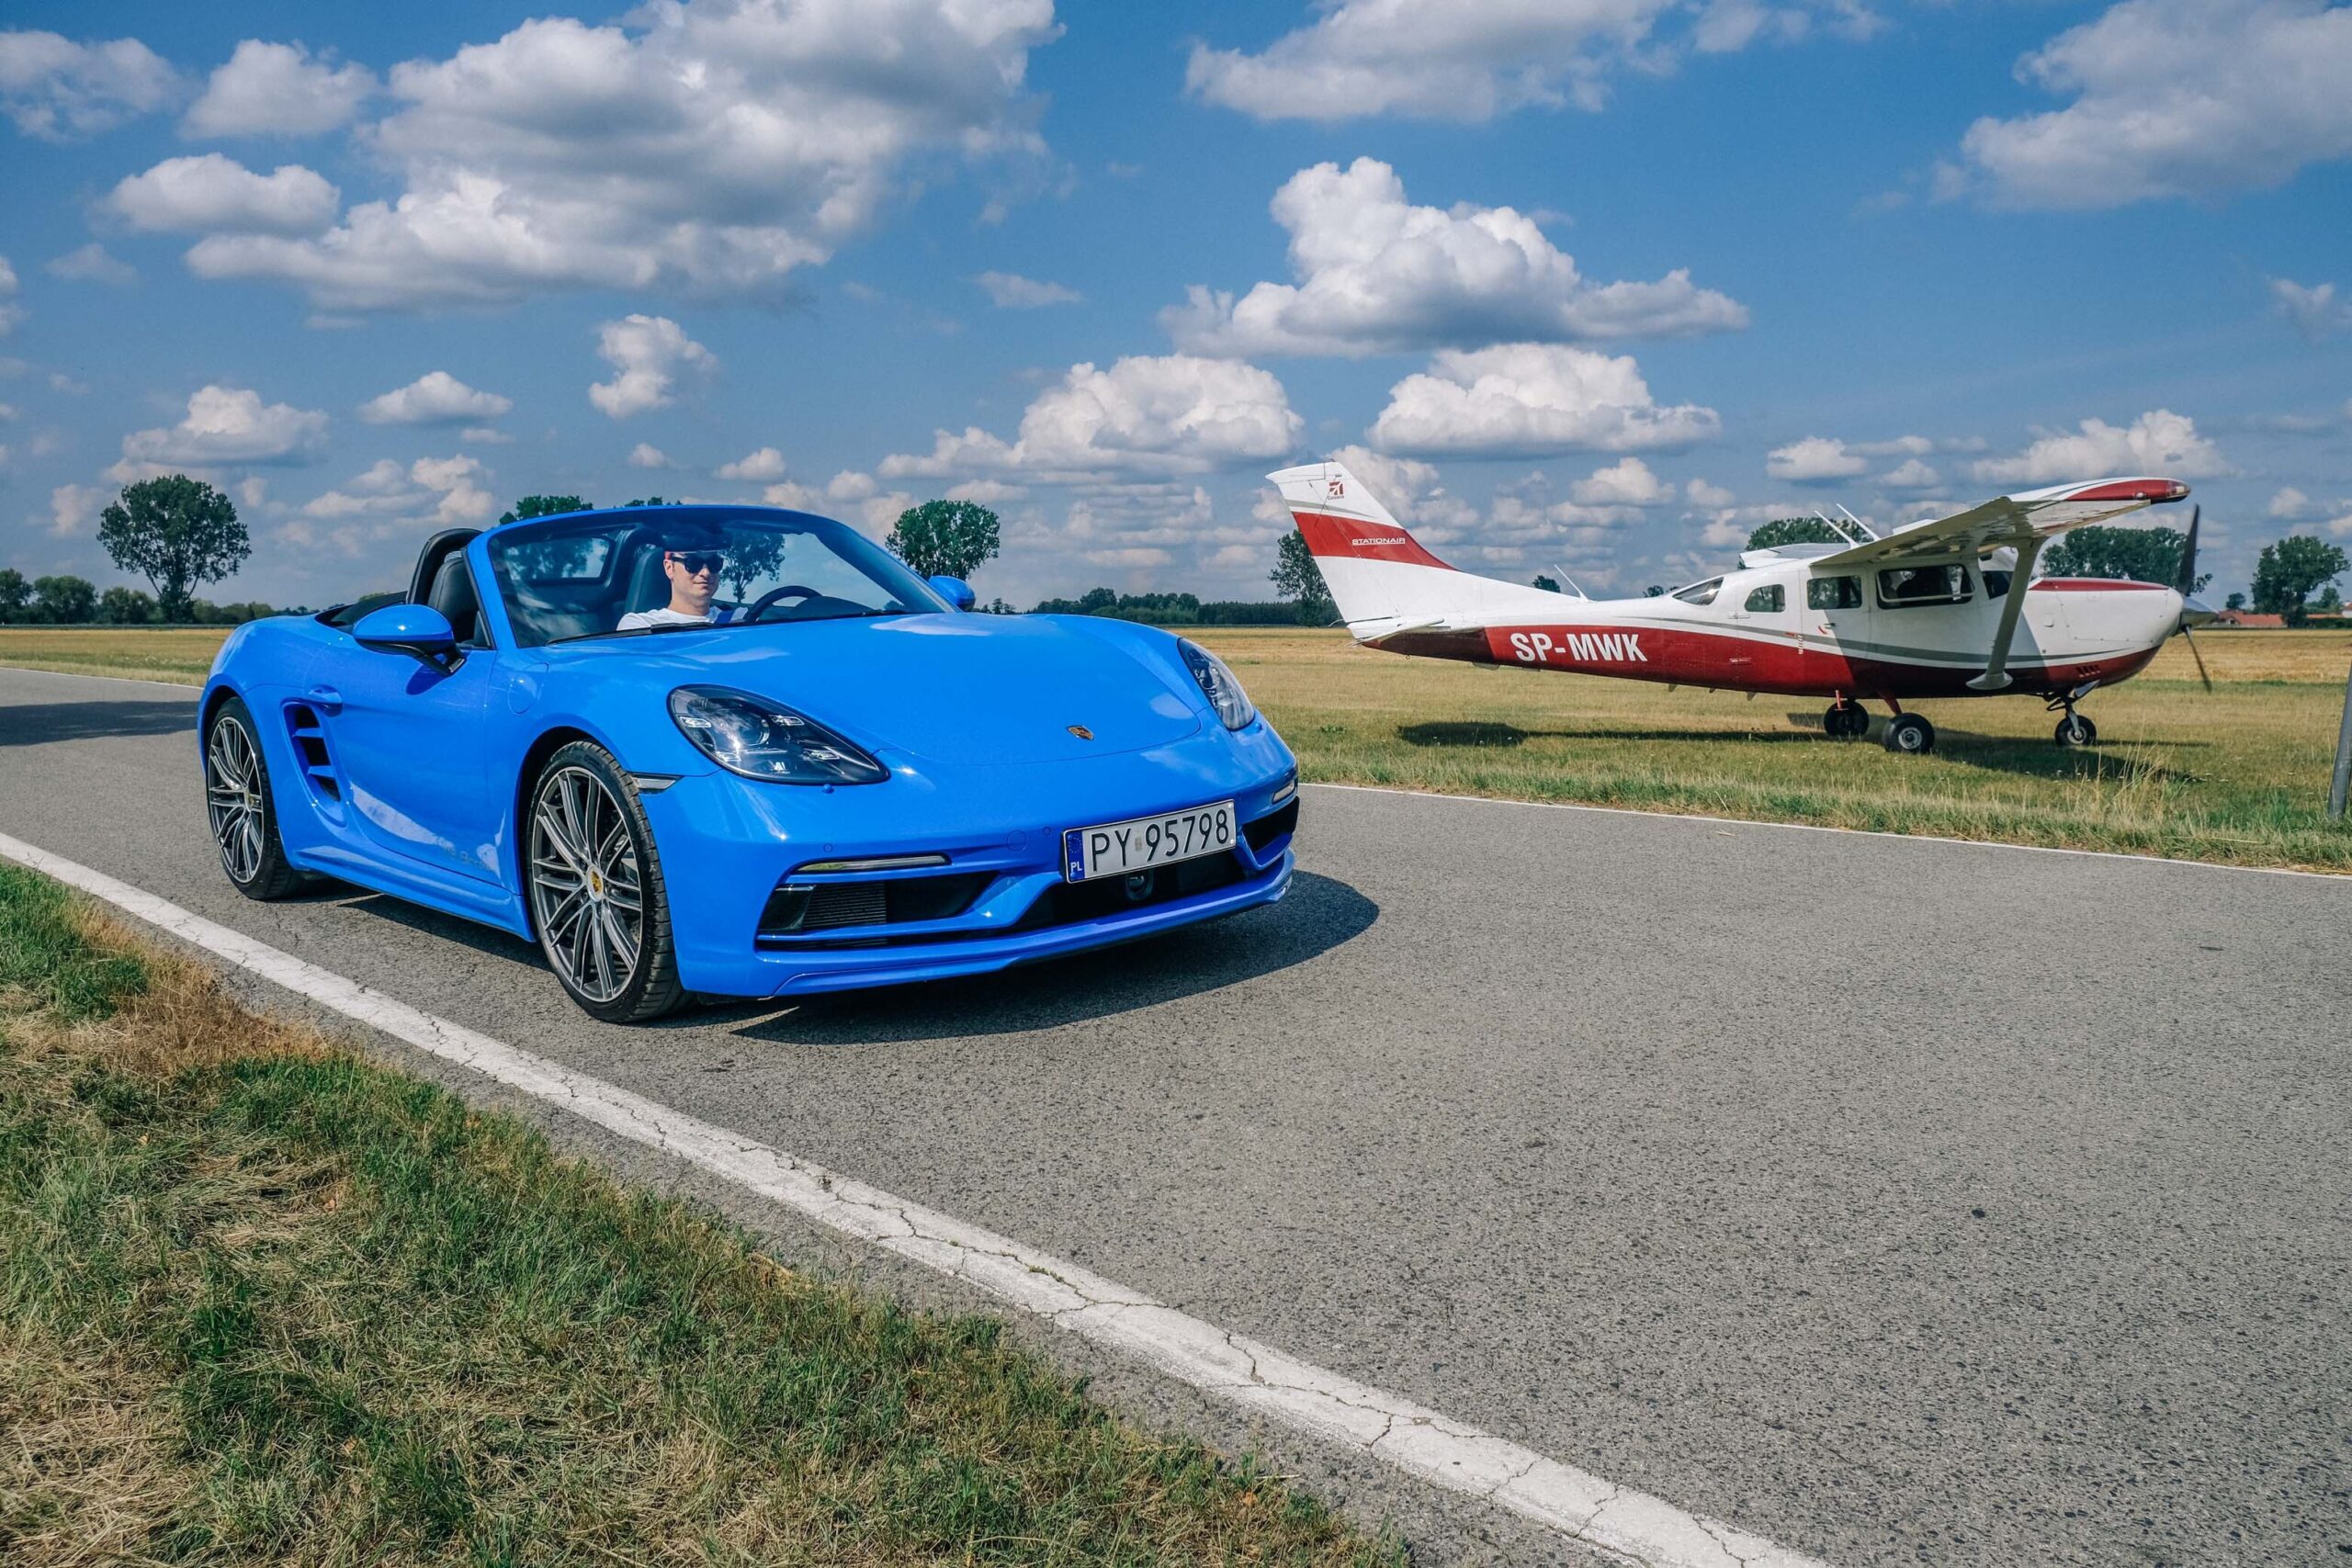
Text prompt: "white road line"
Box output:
[[0, 828, 1828, 1568], [1305, 782, 2351, 881]]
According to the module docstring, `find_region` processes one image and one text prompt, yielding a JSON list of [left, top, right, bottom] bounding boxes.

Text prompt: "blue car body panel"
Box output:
[[202, 515, 1298, 998]]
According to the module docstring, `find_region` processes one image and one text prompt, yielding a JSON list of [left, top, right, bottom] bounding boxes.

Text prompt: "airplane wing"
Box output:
[[1809, 477, 2190, 570]]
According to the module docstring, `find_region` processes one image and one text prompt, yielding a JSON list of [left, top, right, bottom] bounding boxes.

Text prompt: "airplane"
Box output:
[[1266, 460, 2215, 754]]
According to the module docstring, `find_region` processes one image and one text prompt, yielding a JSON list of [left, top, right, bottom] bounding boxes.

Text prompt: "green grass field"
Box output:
[[0, 860, 1397, 1565], [6, 623, 2348, 871]]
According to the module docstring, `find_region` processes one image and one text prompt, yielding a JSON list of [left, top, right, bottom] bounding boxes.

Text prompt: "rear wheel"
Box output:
[[1824, 702, 1867, 739], [204, 695, 308, 899], [1882, 713, 1936, 755], [525, 741, 685, 1023]]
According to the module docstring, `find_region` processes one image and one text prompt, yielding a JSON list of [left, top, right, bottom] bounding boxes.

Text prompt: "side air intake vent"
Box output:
[[284, 704, 341, 803]]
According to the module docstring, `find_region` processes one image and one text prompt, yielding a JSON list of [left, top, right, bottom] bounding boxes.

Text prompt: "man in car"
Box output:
[[619, 544, 732, 630]]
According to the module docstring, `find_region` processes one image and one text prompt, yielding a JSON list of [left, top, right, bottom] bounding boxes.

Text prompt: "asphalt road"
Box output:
[[3, 664, 2345, 1566]]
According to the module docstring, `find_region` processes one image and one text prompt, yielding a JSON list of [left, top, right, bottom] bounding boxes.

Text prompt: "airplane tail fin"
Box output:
[[1267, 460, 1557, 636]]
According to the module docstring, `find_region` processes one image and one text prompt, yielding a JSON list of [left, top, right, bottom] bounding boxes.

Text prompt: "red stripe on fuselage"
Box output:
[[1288, 509, 1453, 570]]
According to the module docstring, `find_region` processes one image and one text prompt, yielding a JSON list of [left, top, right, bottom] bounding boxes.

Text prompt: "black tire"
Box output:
[[203, 695, 309, 900], [1882, 713, 1936, 755], [524, 740, 686, 1023], [1825, 703, 1866, 739], [2054, 714, 2097, 748]]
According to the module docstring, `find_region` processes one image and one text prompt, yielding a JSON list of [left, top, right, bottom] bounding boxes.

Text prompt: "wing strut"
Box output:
[[1966, 536, 2046, 692]]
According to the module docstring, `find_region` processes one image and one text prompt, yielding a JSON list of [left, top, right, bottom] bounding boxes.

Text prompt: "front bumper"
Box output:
[[639, 732, 1298, 998]]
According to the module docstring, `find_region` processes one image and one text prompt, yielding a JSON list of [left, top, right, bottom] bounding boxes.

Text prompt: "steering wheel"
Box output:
[[741, 583, 823, 623]]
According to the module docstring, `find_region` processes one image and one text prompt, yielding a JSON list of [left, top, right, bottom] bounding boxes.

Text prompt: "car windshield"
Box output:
[[486, 510, 951, 648]]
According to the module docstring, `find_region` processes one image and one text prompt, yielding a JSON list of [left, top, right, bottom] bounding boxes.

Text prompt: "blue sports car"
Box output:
[[198, 504, 1298, 1021]]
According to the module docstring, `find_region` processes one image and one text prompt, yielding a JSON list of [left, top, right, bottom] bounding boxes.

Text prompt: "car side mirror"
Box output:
[[354, 603, 461, 671], [929, 575, 977, 611]]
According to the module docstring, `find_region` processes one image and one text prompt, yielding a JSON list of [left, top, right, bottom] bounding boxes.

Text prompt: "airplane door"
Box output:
[[1726, 576, 1803, 681], [1801, 570, 1868, 687]]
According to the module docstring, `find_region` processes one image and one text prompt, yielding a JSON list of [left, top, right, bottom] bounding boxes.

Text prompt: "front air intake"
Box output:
[[757, 871, 994, 940]]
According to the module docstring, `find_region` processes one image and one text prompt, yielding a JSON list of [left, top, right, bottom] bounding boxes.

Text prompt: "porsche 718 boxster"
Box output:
[[198, 504, 1299, 1021]]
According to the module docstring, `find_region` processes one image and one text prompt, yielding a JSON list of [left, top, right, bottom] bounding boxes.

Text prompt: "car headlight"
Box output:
[[667, 686, 888, 784], [1179, 639, 1255, 730]]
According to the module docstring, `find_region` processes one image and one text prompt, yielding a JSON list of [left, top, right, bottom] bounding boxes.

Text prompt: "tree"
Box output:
[[96, 586, 155, 625], [2250, 536, 2349, 626], [2318, 583, 2345, 614], [0, 569, 28, 623], [1532, 574, 1563, 593], [1644, 585, 1666, 597], [2040, 525, 2209, 593], [499, 494, 592, 525], [33, 574, 96, 624], [1746, 517, 1844, 551], [97, 474, 250, 621], [1270, 528, 1336, 625], [2224, 592, 2245, 612], [624, 496, 682, 507], [887, 500, 1001, 581]]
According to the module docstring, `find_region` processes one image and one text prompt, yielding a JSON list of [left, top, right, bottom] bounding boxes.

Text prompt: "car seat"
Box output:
[[426, 556, 484, 647]]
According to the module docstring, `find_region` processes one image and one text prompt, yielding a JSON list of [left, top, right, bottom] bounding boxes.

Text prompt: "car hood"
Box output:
[[558, 613, 1204, 765]]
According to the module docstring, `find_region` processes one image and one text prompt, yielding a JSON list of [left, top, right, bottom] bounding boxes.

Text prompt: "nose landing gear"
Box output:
[[2047, 682, 2101, 748]]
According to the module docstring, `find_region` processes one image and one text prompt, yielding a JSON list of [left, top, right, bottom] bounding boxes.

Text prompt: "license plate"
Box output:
[[1063, 801, 1236, 883]]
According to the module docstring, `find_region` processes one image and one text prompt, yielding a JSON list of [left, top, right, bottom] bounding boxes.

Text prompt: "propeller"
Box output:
[[2174, 504, 2214, 693]]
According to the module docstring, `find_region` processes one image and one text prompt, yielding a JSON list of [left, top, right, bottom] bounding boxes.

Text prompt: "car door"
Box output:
[[313, 558, 503, 884]]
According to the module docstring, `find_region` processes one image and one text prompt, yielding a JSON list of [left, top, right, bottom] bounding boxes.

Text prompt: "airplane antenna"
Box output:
[[1836, 503, 1881, 541], [1553, 565, 1589, 600], [1813, 509, 1865, 547]]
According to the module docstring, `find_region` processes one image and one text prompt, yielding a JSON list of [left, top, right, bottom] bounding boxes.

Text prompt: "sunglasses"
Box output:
[[668, 551, 725, 575]]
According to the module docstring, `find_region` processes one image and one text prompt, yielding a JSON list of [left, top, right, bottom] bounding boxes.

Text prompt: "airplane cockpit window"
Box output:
[[1671, 578, 1723, 605], [1806, 575, 1862, 610], [1744, 584, 1784, 613], [1876, 564, 1973, 609]]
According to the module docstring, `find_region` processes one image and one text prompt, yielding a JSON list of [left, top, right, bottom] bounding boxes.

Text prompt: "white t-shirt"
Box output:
[[617, 605, 729, 631]]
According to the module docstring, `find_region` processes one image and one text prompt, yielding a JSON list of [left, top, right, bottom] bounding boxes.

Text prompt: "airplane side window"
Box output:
[[1982, 569, 2012, 598], [1671, 577, 1723, 605], [1805, 576, 1861, 610], [1744, 584, 1783, 613], [1875, 564, 1973, 609]]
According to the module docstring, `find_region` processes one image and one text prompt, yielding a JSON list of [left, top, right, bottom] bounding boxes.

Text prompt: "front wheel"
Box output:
[[525, 741, 686, 1022], [204, 695, 309, 900], [2054, 713, 2097, 748]]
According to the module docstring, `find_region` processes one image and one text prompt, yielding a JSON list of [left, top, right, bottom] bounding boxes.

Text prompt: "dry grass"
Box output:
[[0, 864, 1400, 1567], [1193, 626, 2352, 872], [8, 624, 2346, 869]]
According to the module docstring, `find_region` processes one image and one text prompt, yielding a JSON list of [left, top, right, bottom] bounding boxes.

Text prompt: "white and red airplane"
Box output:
[[1268, 460, 2215, 753]]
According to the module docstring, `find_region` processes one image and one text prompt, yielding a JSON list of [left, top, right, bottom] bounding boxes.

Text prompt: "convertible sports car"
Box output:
[[198, 504, 1299, 1021]]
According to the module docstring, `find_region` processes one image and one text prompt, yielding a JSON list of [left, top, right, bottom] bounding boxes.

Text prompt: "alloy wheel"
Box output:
[[528, 764, 646, 1005], [205, 716, 266, 884]]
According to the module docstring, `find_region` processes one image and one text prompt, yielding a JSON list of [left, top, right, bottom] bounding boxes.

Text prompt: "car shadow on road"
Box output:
[[0, 700, 196, 748], [711, 871, 1378, 1045]]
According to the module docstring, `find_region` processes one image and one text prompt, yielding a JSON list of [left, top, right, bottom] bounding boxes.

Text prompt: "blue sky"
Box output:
[[2, 0, 2346, 611]]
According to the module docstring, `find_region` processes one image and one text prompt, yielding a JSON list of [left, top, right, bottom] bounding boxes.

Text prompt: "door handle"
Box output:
[[306, 685, 343, 713]]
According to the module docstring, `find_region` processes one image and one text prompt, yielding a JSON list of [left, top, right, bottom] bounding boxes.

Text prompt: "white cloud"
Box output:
[[827, 470, 878, 501], [110, 154, 339, 234], [1950, 0, 2352, 209], [1572, 457, 1672, 505], [460, 425, 512, 445], [119, 385, 330, 468], [184, 40, 373, 138], [2271, 277, 2352, 338], [1767, 436, 1870, 481], [0, 256, 17, 335], [628, 442, 673, 469], [357, 370, 512, 425], [290, 454, 495, 550], [1685, 477, 1735, 508], [588, 315, 715, 419], [45, 482, 106, 538], [2268, 485, 2312, 519], [172, 2, 1057, 310], [716, 446, 788, 481], [945, 478, 1023, 502], [46, 243, 135, 285], [1879, 457, 1941, 490], [976, 271, 1080, 308], [1973, 410, 2229, 486], [879, 354, 1301, 479], [0, 31, 178, 140], [1367, 343, 1719, 458], [1164, 159, 1745, 357]]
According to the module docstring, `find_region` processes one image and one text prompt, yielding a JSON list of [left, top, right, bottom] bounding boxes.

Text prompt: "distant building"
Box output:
[[2210, 610, 2287, 628]]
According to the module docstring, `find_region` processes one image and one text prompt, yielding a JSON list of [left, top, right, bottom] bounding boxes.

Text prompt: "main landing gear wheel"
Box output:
[[1883, 713, 1936, 755], [2054, 713, 2098, 748], [204, 694, 308, 900], [1823, 702, 1868, 739], [526, 740, 686, 1023]]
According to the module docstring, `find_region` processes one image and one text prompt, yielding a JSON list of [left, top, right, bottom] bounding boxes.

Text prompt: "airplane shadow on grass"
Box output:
[[326, 870, 1378, 1045], [1396, 716, 2208, 784]]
